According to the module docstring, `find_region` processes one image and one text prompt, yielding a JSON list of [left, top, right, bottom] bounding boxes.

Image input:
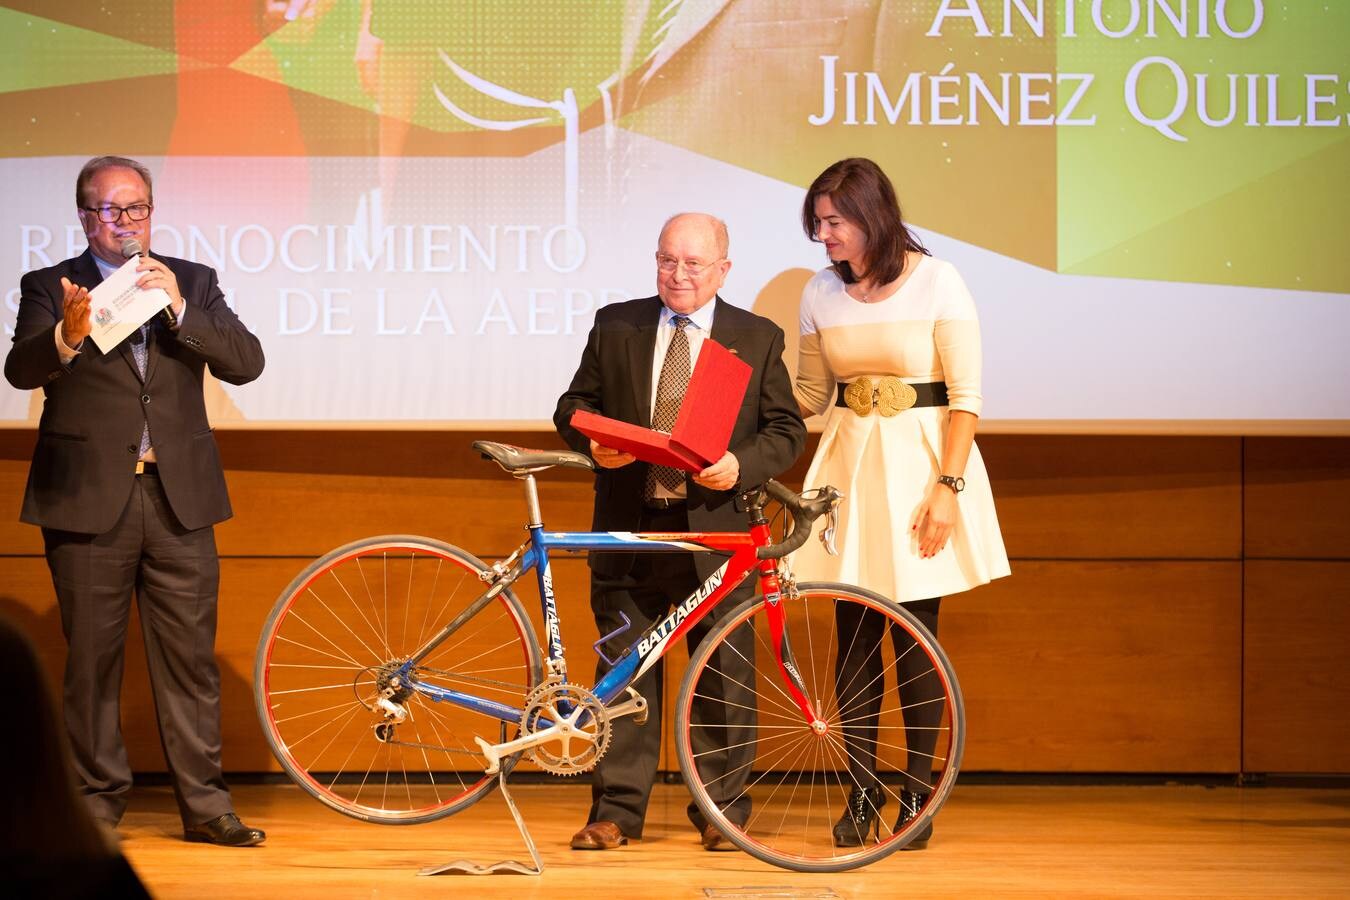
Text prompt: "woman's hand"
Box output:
[[913, 483, 959, 558]]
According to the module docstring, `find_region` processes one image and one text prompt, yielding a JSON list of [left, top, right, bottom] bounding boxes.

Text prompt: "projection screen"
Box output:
[[2, 1, 1347, 433]]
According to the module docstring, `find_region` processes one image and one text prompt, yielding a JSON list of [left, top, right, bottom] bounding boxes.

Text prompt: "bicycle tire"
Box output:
[[255, 535, 543, 824], [675, 581, 964, 872]]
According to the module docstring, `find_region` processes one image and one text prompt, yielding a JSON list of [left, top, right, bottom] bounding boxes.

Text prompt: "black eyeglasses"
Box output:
[[81, 204, 152, 223]]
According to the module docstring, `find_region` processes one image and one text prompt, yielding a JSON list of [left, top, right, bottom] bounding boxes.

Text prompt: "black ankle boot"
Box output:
[[832, 786, 886, 847], [897, 790, 932, 850]]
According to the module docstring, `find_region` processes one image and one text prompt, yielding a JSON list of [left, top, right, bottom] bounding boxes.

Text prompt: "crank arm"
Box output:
[[474, 708, 596, 775], [605, 687, 648, 725]]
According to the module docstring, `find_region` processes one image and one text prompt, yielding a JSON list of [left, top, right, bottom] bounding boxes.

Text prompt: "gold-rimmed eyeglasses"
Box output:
[[81, 204, 152, 223], [655, 253, 724, 277]]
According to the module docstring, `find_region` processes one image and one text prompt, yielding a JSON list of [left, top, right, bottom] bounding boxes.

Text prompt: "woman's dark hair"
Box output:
[[801, 157, 928, 286]]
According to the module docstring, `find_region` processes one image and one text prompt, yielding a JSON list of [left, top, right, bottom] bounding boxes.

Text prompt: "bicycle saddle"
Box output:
[[473, 440, 595, 473]]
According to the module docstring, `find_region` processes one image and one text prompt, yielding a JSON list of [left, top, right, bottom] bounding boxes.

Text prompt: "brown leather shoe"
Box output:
[[701, 824, 740, 852], [570, 821, 628, 850]]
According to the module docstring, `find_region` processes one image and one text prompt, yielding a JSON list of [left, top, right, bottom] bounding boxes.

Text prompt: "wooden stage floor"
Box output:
[[116, 782, 1349, 898]]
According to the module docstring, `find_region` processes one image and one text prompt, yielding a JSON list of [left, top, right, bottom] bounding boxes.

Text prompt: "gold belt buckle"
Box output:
[[844, 376, 917, 417]]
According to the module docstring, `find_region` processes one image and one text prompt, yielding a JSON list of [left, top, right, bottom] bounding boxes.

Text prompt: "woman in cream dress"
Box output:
[[792, 158, 1009, 849]]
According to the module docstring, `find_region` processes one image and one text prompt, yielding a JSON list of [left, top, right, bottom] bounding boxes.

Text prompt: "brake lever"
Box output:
[[819, 504, 840, 556], [813, 489, 843, 557]]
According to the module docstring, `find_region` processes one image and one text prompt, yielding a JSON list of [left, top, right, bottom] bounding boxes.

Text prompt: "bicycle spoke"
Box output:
[[256, 537, 541, 824], [676, 584, 964, 872]]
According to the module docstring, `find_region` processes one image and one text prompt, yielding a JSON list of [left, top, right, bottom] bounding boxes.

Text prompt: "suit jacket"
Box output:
[[555, 296, 805, 578], [4, 249, 265, 535]]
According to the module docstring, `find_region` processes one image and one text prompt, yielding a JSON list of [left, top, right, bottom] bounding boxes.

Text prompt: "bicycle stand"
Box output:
[[419, 769, 543, 876]]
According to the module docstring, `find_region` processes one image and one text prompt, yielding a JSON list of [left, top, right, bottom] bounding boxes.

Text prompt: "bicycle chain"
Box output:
[[382, 738, 486, 758], [412, 665, 528, 694]]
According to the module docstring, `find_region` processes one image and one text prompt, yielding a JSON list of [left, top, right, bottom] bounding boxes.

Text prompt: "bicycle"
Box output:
[[254, 440, 965, 873]]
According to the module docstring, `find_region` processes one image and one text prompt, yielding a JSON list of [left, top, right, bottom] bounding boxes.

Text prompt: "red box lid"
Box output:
[[569, 338, 752, 473]]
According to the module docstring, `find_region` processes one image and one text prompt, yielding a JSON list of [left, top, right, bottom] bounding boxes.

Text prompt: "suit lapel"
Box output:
[[708, 296, 744, 358], [141, 252, 168, 384], [627, 300, 661, 428], [71, 251, 142, 381], [70, 249, 103, 290]]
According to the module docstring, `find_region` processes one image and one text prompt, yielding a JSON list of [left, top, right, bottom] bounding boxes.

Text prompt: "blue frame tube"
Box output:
[[405, 528, 742, 724]]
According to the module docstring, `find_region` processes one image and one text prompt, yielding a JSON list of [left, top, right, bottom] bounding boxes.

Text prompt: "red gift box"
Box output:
[[570, 338, 752, 472]]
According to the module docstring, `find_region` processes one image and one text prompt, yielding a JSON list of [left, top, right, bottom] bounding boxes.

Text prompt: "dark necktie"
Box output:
[[645, 315, 692, 497]]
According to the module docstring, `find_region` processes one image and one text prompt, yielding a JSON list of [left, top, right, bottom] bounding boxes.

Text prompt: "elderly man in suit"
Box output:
[[4, 156, 267, 846], [555, 212, 805, 851]]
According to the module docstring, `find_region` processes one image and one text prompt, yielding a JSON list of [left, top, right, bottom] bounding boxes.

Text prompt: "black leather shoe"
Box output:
[[832, 786, 886, 847], [184, 813, 266, 847], [897, 790, 932, 851]]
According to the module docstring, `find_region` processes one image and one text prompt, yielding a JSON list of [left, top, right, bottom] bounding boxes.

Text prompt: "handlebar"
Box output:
[[754, 480, 843, 560]]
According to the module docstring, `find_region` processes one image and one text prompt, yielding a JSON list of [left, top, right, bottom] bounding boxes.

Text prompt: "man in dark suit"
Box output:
[[555, 212, 805, 851], [4, 156, 267, 846]]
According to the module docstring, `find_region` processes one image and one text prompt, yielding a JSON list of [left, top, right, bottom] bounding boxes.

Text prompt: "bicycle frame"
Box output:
[[391, 474, 821, 732]]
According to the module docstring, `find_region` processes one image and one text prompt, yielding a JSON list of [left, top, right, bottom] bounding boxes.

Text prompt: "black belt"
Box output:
[[134, 460, 159, 476], [836, 379, 948, 413], [643, 497, 686, 510]]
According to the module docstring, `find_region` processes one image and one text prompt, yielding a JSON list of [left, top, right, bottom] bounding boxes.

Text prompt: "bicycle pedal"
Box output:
[[610, 687, 648, 725]]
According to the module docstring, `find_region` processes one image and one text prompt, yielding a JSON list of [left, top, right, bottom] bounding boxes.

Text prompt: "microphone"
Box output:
[[121, 239, 178, 328]]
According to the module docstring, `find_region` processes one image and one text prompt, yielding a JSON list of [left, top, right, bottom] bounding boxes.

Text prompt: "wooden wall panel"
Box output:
[[1243, 561, 1350, 773], [218, 557, 597, 773], [1244, 438, 1350, 560], [0, 557, 189, 772], [0, 552, 598, 775], [3, 430, 1345, 774], [975, 435, 1242, 560], [941, 561, 1242, 772], [215, 472, 595, 558], [0, 558, 72, 691], [213, 430, 596, 556], [0, 431, 42, 554]]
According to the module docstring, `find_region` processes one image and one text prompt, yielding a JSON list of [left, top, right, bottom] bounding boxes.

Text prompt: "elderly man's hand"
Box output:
[[590, 439, 636, 469], [693, 451, 739, 491]]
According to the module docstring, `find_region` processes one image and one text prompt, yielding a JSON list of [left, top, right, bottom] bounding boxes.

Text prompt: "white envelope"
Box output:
[[87, 256, 172, 354]]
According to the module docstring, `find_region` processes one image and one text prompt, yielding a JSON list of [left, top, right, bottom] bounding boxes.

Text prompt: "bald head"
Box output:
[[655, 212, 733, 315], [659, 213, 729, 259]]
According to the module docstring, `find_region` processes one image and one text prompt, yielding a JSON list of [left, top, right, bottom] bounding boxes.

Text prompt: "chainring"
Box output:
[[520, 680, 611, 776]]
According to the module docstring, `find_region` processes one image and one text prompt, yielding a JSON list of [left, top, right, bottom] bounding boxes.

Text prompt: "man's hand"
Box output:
[[136, 257, 184, 316], [693, 451, 739, 491], [59, 277, 92, 349], [590, 439, 636, 469]]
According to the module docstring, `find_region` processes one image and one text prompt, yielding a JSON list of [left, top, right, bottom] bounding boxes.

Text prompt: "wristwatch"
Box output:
[[937, 474, 965, 494]]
